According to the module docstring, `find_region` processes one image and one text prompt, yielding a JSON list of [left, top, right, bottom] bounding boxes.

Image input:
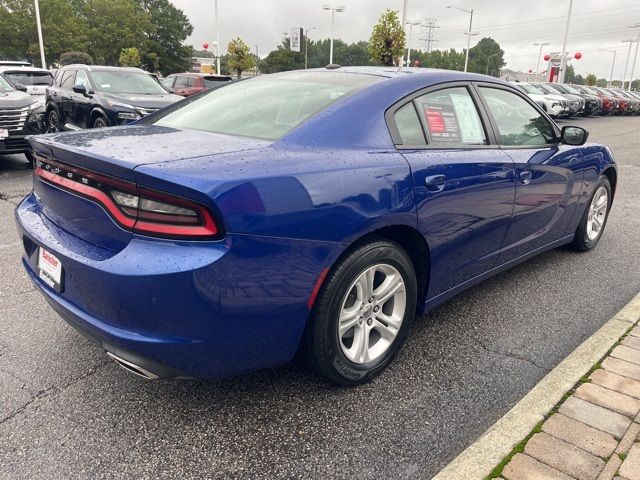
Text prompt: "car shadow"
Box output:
[[0, 153, 31, 173]]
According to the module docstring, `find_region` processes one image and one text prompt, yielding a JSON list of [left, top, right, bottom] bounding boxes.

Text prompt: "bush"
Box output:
[[119, 47, 141, 68], [59, 51, 94, 66]]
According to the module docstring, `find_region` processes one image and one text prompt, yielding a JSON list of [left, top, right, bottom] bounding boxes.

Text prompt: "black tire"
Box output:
[[570, 175, 612, 252], [304, 239, 418, 386], [46, 109, 60, 133], [93, 115, 108, 129]]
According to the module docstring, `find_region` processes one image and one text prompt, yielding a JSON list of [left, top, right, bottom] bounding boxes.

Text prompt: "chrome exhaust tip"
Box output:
[[106, 352, 159, 380]]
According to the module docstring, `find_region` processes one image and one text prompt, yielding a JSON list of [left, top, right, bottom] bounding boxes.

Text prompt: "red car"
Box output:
[[581, 86, 620, 115], [161, 73, 232, 97]]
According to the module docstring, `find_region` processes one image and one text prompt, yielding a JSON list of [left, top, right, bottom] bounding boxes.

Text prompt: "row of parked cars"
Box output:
[[514, 81, 640, 117], [0, 61, 232, 162]]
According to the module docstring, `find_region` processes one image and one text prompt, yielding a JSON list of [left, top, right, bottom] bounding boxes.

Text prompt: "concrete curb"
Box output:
[[431, 292, 640, 480]]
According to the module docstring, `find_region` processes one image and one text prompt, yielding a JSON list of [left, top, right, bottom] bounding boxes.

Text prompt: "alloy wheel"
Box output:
[[586, 186, 608, 241]]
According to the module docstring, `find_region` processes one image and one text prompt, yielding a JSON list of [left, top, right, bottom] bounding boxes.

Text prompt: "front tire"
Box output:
[[92, 116, 108, 129], [46, 109, 60, 133], [305, 239, 417, 386], [571, 175, 612, 252]]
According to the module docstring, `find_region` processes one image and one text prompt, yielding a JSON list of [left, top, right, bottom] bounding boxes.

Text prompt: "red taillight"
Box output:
[[34, 158, 221, 240]]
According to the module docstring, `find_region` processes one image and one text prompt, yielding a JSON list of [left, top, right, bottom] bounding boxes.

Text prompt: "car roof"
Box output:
[[60, 64, 147, 73], [0, 60, 31, 66], [170, 72, 232, 78]]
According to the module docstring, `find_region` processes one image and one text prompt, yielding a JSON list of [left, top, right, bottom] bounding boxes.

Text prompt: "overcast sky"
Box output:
[[171, 0, 640, 80]]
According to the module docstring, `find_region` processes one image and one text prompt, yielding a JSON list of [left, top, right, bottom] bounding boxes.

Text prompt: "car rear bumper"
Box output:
[[16, 192, 341, 379]]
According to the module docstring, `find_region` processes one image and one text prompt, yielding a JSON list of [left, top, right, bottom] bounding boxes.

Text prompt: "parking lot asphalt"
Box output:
[[1, 116, 639, 480]]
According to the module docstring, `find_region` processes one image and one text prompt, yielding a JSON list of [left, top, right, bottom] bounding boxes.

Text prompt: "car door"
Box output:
[[172, 75, 190, 96], [475, 84, 583, 264], [56, 69, 76, 126], [388, 83, 516, 299], [70, 69, 93, 128]]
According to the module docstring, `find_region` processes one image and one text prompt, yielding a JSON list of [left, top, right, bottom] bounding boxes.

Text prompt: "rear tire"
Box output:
[[92, 116, 108, 129], [570, 175, 612, 252], [304, 239, 417, 386]]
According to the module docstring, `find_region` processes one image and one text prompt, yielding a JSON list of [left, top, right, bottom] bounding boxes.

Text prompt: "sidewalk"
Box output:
[[492, 324, 640, 480]]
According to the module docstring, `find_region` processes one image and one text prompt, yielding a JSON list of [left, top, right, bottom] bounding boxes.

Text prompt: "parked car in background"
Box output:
[[535, 83, 585, 116], [591, 87, 628, 115], [0, 74, 45, 162], [17, 67, 616, 386], [546, 83, 601, 116], [513, 82, 567, 117], [610, 89, 640, 115], [571, 85, 616, 115], [0, 66, 53, 109], [161, 72, 233, 97], [45, 65, 182, 131], [0, 60, 31, 67]]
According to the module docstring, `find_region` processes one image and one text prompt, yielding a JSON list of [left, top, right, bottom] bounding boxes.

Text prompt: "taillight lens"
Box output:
[[34, 157, 221, 240]]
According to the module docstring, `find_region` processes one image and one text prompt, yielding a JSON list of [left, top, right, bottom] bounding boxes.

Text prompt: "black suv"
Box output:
[[0, 73, 45, 162], [45, 65, 182, 131]]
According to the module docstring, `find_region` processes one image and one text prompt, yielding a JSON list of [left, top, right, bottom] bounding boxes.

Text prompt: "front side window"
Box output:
[[74, 70, 91, 89], [414, 87, 487, 145], [59, 70, 76, 90], [480, 87, 556, 146], [153, 71, 382, 140], [161, 77, 174, 89]]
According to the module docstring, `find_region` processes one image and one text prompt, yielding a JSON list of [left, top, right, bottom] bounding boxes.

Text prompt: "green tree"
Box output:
[[368, 9, 405, 66], [59, 51, 93, 65], [564, 64, 576, 83], [227, 37, 254, 79], [119, 47, 141, 67], [585, 73, 597, 86], [596, 78, 608, 87], [81, 0, 150, 65], [572, 74, 584, 85], [467, 37, 505, 76], [134, 0, 192, 75]]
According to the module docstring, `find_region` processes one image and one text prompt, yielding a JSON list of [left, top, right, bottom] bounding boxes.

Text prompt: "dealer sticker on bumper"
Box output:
[[38, 247, 63, 291]]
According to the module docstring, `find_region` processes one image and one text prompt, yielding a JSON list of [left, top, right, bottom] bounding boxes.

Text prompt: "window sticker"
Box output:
[[423, 104, 460, 141], [449, 94, 485, 144]]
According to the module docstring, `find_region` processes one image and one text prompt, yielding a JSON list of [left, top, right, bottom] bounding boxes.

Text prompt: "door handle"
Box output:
[[519, 170, 533, 185], [425, 174, 446, 193]]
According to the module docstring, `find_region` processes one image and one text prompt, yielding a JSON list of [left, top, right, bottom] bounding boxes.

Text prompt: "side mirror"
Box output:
[[14, 83, 28, 92], [561, 126, 589, 146], [72, 84, 89, 96]]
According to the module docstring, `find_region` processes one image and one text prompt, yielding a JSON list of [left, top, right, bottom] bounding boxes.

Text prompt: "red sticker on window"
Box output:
[[425, 107, 446, 133]]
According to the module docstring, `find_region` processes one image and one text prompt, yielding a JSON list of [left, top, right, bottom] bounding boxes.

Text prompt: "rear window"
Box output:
[[3, 71, 53, 86], [203, 76, 232, 88], [153, 71, 382, 140]]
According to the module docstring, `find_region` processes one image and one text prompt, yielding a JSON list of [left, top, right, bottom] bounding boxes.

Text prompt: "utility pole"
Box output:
[[533, 42, 551, 77], [600, 49, 617, 87], [254, 44, 259, 75], [558, 0, 574, 83], [305, 27, 316, 69], [34, 0, 46, 68], [214, 0, 220, 75], [622, 39, 635, 89], [406, 20, 421, 66], [419, 18, 439, 52]]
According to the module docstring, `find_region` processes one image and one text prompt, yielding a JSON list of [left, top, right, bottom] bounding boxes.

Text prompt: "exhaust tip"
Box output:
[[106, 352, 159, 380]]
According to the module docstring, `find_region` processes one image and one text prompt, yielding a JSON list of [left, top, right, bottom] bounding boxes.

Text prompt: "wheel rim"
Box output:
[[338, 263, 407, 364], [586, 186, 608, 242], [95, 118, 106, 128], [48, 112, 59, 132]]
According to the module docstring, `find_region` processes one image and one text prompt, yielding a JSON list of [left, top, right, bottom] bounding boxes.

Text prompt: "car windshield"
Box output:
[[546, 84, 565, 93], [562, 84, 581, 94], [91, 70, 167, 94], [153, 71, 382, 140], [0, 75, 14, 93], [582, 86, 600, 95], [3, 71, 53, 86], [518, 84, 542, 95]]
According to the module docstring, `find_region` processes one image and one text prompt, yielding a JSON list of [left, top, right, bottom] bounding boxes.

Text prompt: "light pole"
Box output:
[[447, 5, 474, 72], [322, 5, 345, 65], [34, 0, 46, 68], [485, 53, 497, 76], [628, 23, 640, 91], [600, 49, 617, 87], [406, 20, 421, 66], [305, 27, 316, 69], [622, 39, 635, 89], [558, 0, 574, 83], [254, 44, 259, 75], [533, 41, 551, 78], [214, 0, 220, 75]]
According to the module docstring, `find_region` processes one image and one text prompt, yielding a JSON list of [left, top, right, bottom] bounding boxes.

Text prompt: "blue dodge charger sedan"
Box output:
[[15, 67, 616, 385]]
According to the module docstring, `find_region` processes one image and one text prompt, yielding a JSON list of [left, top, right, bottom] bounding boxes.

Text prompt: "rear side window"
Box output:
[[415, 87, 487, 145], [174, 76, 190, 88], [59, 70, 76, 89], [204, 77, 232, 89], [394, 103, 426, 145], [479, 87, 555, 146]]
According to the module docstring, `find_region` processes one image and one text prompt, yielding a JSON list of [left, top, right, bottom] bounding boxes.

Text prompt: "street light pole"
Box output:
[[34, 0, 46, 68], [214, 0, 220, 75], [533, 41, 551, 78], [406, 20, 421, 66], [254, 44, 259, 75], [628, 24, 640, 91], [447, 5, 474, 72], [622, 39, 635, 89], [600, 49, 617, 87], [305, 27, 316, 69], [486, 53, 497, 76], [558, 0, 574, 83], [322, 5, 345, 65]]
